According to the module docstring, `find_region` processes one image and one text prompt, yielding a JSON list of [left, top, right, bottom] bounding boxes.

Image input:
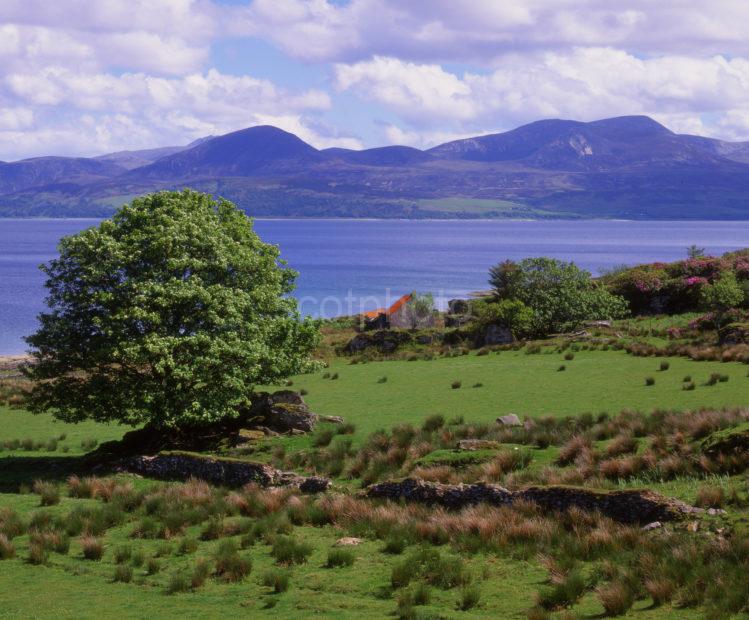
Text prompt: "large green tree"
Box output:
[[24, 190, 320, 429], [489, 257, 628, 335]]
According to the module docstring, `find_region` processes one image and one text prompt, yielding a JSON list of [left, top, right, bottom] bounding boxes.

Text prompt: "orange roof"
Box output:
[[363, 294, 411, 319]]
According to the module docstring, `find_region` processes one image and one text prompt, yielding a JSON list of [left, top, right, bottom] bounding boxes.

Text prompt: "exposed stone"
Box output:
[[707, 508, 727, 516], [334, 537, 362, 547], [345, 330, 413, 354], [585, 320, 612, 328], [457, 439, 500, 451], [126, 452, 330, 492], [480, 324, 513, 346], [642, 521, 663, 531], [364, 478, 700, 524], [320, 415, 345, 424], [496, 414, 522, 427], [248, 390, 318, 433]]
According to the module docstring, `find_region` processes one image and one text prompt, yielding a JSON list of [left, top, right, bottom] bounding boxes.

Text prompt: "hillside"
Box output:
[[2, 116, 749, 219]]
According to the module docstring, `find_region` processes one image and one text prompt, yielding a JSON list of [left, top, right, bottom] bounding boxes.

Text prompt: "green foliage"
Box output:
[[472, 298, 535, 338], [402, 292, 436, 329], [488, 258, 628, 335], [701, 271, 745, 336], [24, 190, 320, 429], [326, 548, 355, 568]]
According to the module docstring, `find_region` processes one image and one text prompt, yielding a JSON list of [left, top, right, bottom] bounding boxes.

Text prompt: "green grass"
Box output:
[[278, 349, 749, 437]]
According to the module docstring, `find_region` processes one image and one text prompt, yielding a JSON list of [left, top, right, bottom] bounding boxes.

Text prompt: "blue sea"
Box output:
[[1, 218, 748, 355]]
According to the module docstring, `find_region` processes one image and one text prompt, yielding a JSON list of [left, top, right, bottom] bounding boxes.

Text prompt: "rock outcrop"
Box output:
[[345, 329, 413, 354], [127, 452, 330, 491], [246, 390, 319, 433], [364, 478, 700, 524]]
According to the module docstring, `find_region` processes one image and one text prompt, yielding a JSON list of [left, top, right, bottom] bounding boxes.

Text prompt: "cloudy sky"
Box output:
[[2, 0, 749, 160]]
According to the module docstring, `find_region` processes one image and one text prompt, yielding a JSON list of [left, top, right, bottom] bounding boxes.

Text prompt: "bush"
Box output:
[[271, 536, 313, 565], [113, 565, 133, 583], [645, 376, 655, 386], [326, 548, 355, 568], [262, 568, 290, 593], [80, 535, 104, 560], [33, 480, 60, 506], [451, 380, 462, 390], [422, 414, 445, 432], [597, 581, 634, 616]]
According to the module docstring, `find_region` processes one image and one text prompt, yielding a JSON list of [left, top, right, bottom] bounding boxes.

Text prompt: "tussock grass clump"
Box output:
[[313, 429, 335, 447], [391, 547, 469, 590], [605, 434, 637, 457], [644, 577, 674, 606], [645, 376, 655, 386], [112, 565, 133, 583], [659, 361, 670, 371], [80, 438, 98, 451], [33, 480, 60, 506], [214, 540, 252, 582], [682, 381, 696, 391], [261, 569, 290, 593], [113, 545, 132, 564], [557, 364, 566, 371], [326, 548, 354, 568], [27, 540, 49, 565], [451, 380, 462, 390], [80, 535, 104, 561], [694, 485, 724, 508], [422, 414, 445, 432], [564, 352, 575, 361], [597, 581, 634, 616], [535, 569, 587, 610], [377, 376, 388, 383], [190, 559, 212, 589], [0, 508, 25, 539], [178, 537, 199, 555], [271, 536, 313, 565], [0, 534, 16, 559], [458, 584, 481, 611], [146, 558, 161, 575]]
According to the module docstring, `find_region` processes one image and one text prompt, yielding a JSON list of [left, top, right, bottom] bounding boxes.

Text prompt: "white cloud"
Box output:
[[335, 50, 749, 141]]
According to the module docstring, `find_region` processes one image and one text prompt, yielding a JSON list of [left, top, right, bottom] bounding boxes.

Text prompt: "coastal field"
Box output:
[[1, 342, 747, 619]]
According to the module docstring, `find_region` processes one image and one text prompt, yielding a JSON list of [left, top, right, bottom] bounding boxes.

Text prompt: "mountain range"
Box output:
[[2, 115, 749, 219]]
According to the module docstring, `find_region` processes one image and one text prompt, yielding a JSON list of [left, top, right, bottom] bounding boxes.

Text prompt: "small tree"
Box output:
[[701, 271, 744, 339], [24, 190, 320, 429], [687, 245, 706, 259], [472, 299, 534, 339], [402, 292, 436, 330]]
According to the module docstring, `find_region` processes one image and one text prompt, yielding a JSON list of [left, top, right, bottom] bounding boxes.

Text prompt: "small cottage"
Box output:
[[362, 293, 413, 329]]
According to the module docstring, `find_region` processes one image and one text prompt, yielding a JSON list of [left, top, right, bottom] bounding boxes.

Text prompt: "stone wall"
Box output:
[[126, 452, 330, 492], [364, 478, 700, 524]]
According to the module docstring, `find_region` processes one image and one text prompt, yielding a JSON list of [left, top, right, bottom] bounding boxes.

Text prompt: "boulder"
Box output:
[[719, 322, 748, 345], [496, 414, 522, 427], [480, 324, 513, 346], [334, 537, 362, 547], [249, 390, 318, 433], [345, 330, 413, 354], [457, 439, 500, 451]]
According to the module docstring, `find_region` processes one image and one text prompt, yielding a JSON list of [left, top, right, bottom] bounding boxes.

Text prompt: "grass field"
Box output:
[[1, 347, 747, 619]]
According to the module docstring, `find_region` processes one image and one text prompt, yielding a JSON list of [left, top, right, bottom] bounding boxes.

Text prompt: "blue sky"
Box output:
[[1, 0, 749, 159]]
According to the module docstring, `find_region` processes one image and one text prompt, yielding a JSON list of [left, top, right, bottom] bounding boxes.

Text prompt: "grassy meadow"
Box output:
[[1, 343, 748, 619]]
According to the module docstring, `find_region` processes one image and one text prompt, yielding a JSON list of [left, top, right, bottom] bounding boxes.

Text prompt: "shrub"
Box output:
[[645, 376, 655, 386], [271, 536, 313, 565], [659, 361, 670, 371], [326, 548, 355, 568], [422, 414, 445, 432], [458, 584, 481, 611], [451, 380, 462, 390], [564, 352, 575, 361], [33, 480, 60, 506], [0, 534, 16, 559], [262, 569, 290, 593], [113, 565, 133, 583], [81, 535, 104, 560], [597, 581, 634, 616]]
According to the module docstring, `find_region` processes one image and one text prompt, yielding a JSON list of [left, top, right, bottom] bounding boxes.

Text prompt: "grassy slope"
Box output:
[[284, 349, 749, 437]]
